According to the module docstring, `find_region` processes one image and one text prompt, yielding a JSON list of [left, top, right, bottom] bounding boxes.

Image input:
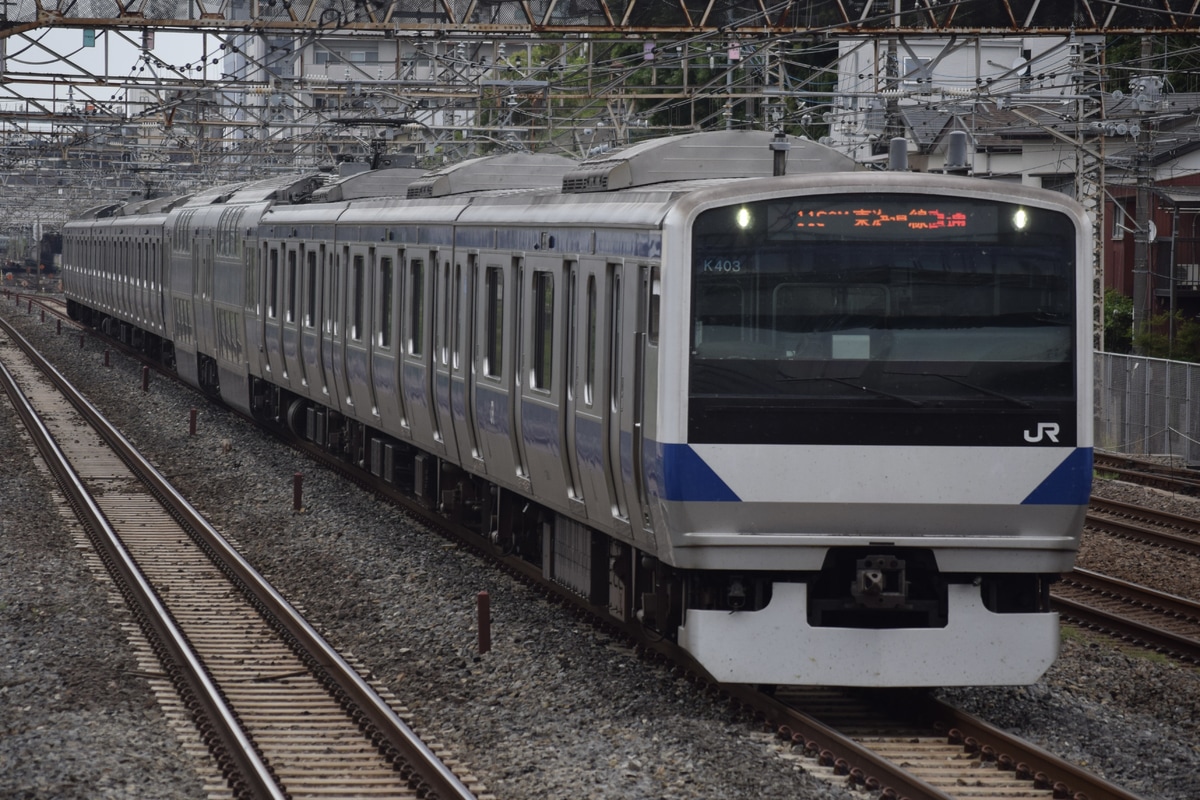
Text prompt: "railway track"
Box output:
[[0, 313, 486, 800], [750, 687, 1146, 800], [9, 291, 1153, 800], [1093, 452, 1200, 495], [1053, 569, 1200, 665], [1087, 497, 1200, 556]]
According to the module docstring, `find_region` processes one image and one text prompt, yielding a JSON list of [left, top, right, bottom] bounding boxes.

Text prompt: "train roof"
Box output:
[[560, 130, 858, 193], [311, 167, 428, 202], [180, 173, 323, 207], [405, 152, 576, 198]]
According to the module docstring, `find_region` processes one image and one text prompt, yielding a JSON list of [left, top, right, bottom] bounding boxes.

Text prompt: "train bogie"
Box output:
[[62, 131, 1093, 687]]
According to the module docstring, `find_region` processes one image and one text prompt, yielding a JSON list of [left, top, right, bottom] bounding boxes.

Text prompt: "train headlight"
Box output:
[[736, 207, 752, 230], [1012, 208, 1029, 231]]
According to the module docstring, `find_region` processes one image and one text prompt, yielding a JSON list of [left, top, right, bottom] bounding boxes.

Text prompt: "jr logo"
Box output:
[[1024, 422, 1060, 443]]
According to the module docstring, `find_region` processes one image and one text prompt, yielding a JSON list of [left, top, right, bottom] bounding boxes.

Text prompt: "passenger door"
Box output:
[[344, 244, 377, 421], [518, 257, 570, 512], [299, 246, 323, 400], [281, 243, 304, 390], [432, 250, 459, 458], [567, 261, 616, 522]]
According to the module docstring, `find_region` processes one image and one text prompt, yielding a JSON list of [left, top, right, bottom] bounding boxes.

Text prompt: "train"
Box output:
[[61, 131, 1094, 687]]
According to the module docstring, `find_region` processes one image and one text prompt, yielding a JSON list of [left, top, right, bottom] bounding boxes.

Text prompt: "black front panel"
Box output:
[[689, 400, 1078, 447], [688, 192, 1078, 447]]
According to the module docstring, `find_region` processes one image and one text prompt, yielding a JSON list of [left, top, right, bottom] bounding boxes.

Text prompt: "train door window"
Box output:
[[304, 250, 317, 327], [409, 258, 424, 356], [452, 261, 463, 369], [484, 266, 503, 379], [532, 270, 554, 391], [352, 253, 365, 342], [610, 269, 622, 413], [648, 266, 661, 347], [585, 274, 597, 407], [379, 256, 394, 348], [286, 249, 298, 323], [566, 264, 577, 402], [325, 251, 339, 336], [247, 245, 260, 313], [440, 258, 451, 366], [267, 247, 279, 319]]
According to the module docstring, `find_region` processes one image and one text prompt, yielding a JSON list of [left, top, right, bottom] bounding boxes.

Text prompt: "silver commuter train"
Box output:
[[62, 131, 1093, 686]]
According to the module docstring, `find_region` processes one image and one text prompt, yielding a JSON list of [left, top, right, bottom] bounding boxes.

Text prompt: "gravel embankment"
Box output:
[[2, 297, 1198, 800]]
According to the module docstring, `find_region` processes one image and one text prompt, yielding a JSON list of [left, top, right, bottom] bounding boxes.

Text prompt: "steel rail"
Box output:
[[0, 318, 285, 800], [1, 315, 478, 800], [1055, 568, 1200, 664], [923, 697, 1148, 800], [1086, 504, 1200, 557]]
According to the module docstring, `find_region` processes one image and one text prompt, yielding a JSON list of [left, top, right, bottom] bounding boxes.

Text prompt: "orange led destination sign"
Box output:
[[760, 196, 1002, 240], [795, 207, 970, 230]]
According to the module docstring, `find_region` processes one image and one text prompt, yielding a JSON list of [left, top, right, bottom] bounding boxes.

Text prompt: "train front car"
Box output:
[[661, 173, 1092, 687]]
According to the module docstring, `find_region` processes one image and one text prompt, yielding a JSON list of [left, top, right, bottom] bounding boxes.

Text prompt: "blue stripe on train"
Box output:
[[657, 443, 740, 502], [1021, 447, 1094, 505], [657, 443, 1094, 505]]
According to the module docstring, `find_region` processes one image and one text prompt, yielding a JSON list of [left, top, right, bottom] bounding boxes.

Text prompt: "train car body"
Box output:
[[62, 132, 1093, 687]]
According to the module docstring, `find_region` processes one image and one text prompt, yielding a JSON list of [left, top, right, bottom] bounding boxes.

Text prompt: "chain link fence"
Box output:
[[1095, 352, 1200, 465]]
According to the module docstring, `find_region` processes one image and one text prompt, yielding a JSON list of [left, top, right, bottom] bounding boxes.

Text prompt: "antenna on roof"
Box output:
[[770, 130, 790, 177], [944, 130, 971, 174]]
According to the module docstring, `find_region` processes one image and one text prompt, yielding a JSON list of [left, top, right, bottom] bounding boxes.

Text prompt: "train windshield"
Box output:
[[689, 193, 1079, 446]]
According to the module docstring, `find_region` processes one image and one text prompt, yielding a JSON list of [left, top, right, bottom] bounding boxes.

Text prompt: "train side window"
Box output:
[[409, 258, 424, 356], [532, 270, 554, 391], [484, 266, 503, 379], [585, 274, 597, 407], [379, 256, 393, 348], [304, 250, 317, 328], [286, 249, 298, 323], [267, 247, 279, 319], [352, 253, 365, 342]]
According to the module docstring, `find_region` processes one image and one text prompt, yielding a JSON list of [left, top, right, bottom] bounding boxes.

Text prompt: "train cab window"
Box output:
[[409, 258, 425, 356], [352, 253, 365, 342], [286, 250, 298, 323], [532, 270, 554, 391], [304, 250, 317, 328], [267, 247, 279, 319], [585, 275, 597, 407], [484, 266, 504, 379], [688, 194, 1077, 446], [379, 256, 394, 348]]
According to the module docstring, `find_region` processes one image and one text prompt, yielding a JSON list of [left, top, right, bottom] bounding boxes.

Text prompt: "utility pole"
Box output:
[[1131, 37, 1157, 352], [1072, 35, 1106, 351]]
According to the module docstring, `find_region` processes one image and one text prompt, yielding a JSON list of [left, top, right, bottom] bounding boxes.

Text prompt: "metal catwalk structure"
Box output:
[[1, 1, 1199, 258], [3, 1, 1200, 36]]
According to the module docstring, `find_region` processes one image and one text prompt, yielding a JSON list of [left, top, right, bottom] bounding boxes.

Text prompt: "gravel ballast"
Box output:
[[2, 297, 1199, 800]]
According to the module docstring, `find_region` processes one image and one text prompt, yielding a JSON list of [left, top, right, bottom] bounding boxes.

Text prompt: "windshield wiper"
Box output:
[[776, 373, 925, 407], [919, 373, 1032, 408]]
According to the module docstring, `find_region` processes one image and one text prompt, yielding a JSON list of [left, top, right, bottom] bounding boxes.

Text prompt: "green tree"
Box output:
[[1131, 309, 1200, 362], [1104, 289, 1133, 353]]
